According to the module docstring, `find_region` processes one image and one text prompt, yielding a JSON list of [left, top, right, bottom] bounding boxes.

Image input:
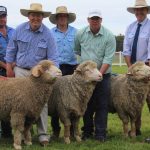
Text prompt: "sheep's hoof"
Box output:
[[75, 136, 82, 142], [64, 137, 70, 144], [14, 143, 22, 150], [24, 141, 32, 145]]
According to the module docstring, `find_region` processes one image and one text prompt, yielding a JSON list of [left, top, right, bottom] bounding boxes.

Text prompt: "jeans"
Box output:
[[82, 73, 111, 138]]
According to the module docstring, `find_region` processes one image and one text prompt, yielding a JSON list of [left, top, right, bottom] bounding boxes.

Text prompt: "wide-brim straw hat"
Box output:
[[20, 3, 51, 18], [49, 6, 76, 24], [127, 0, 150, 14]]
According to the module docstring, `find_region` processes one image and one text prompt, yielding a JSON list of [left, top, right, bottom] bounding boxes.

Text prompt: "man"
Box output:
[[5, 3, 59, 146], [0, 6, 14, 138], [49, 6, 78, 137], [74, 9, 116, 141], [123, 0, 150, 136]]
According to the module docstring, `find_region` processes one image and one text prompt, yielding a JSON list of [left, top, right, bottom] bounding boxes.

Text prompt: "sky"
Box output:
[[1, 0, 150, 35]]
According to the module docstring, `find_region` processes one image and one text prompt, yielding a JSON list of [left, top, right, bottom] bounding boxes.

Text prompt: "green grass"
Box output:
[[0, 65, 150, 150]]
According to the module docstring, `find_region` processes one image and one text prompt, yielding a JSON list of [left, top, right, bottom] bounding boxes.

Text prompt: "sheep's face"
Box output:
[[31, 60, 62, 80], [46, 65, 62, 78], [83, 67, 102, 82], [128, 61, 150, 81], [75, 60, 102, 82]]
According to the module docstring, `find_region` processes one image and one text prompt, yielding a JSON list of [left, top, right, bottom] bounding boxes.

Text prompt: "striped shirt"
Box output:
[[123, 18, 150, 62], [51, 25, 77, 65], [5, 22, 59, 68], [74, 26, 116, 74], [0, 26, 14, 62]]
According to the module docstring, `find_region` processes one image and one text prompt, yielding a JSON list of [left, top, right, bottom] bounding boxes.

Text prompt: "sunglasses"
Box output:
[[90, 17, 100, 20], [0, 14, 7, 18]]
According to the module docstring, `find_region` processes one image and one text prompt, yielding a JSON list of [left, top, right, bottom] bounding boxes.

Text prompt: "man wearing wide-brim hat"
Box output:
[[123, 0, 150, 137], [49, 6, 78, 138], [5, 3, 59, 148]]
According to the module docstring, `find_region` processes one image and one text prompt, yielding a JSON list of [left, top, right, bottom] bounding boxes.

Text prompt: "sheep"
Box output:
[[109, 61, 150, 138], [0, 60, 62, 150], [48, 60, 103, 144]]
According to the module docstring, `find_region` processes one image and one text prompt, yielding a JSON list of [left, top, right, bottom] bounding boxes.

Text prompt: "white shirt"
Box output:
[[123, 18, 150, 62]]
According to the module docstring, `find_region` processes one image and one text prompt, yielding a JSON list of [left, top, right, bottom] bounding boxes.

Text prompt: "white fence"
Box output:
[[112, 51, 126, 66]]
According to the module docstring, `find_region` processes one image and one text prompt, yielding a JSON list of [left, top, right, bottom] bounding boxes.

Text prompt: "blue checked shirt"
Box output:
[[51, 25, 77, 65], [5, 22, 59, 68], [0, 26, 14, 62], [123, 18, 150, 62]]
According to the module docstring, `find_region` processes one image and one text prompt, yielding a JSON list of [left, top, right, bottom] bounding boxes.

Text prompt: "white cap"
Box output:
[[88, 9, 102, 18]]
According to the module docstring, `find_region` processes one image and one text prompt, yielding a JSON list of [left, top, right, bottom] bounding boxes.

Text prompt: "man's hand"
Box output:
[[6, 63, 15, 77]]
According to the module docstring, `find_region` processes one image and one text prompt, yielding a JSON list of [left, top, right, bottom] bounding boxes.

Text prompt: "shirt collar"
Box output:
[[54, 25, 71, 33], [137, 17, 148, 26], [86, 26, 104, 36], [25, 22, 43, 33]]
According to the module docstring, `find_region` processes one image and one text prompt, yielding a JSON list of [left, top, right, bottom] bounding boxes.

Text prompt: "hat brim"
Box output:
[[20, 9, 51, 18], [49, 13, 76, 24], [127, 6, 150, 14]]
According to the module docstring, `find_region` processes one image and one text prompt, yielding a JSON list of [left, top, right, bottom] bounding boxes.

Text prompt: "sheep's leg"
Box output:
[[130, 120, 136, 138], [23, 124, 32, 145], [123, 121, 129, 137], [64, 124, 71, 144], [73, 117, 81, 142], [11, 113, 25, 150]]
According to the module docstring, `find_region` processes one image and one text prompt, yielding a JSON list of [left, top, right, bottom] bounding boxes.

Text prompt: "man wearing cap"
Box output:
[[74, 10, 116, 141], [5, 3, 59, 146], [49, 6, 78, 137], [123, 0, 150, 136], [0, 6, 14, 138]]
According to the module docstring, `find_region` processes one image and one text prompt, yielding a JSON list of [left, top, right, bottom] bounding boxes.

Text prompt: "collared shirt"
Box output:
[[123, 18, 150, 62], [74, 26, 116, 74], [5, 22, 59, 68], [0, 26, 14, 62], [51, 25, 77, 65]]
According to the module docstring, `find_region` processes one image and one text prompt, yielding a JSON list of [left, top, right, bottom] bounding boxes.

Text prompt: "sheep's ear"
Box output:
[[31, 65, 44, 77]]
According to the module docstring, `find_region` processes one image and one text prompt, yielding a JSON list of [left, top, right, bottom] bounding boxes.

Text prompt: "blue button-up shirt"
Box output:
[[123, 18, 150, 62], [5, 22, 59, 68], [0, 26, 14, 62], [51, 25, 77, 65]]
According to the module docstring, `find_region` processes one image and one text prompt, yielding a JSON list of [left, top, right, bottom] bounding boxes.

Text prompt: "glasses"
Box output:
[[0, 14, 7, 18], [90, 17, 100, 20]]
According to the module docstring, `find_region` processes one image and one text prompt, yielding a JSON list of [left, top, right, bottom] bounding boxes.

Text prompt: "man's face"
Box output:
[[28, 12, 43, 31], [0, 14, 7, 27], [134, 7, 148, 22], [56, 13, 68, 26], [88, 16, 102, 33]]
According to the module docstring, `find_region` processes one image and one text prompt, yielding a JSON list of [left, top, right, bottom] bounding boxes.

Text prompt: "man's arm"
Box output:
[[101, 34, 116, 74], [47, 34, 59, 68], [5, 31, 17, 77], [122, 26, 132, 68], [74, 31, 81, 56]]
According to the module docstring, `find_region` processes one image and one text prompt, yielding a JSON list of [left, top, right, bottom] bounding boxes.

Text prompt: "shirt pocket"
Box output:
[[16, 37, 29, 53], [36, 41, 47, 57]]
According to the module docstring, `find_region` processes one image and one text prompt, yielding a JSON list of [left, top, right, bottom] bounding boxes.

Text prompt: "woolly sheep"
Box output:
[[0, 60, 62, 150], [48, 60, 102, 144], [109, 61, 150, 138]]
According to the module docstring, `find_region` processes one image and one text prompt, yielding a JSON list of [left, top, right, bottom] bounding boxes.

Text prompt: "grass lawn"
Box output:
[[0, 65, 150, 150]]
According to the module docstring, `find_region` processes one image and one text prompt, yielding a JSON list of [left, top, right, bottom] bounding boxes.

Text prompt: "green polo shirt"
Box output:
[[74, 25, 116, 74]]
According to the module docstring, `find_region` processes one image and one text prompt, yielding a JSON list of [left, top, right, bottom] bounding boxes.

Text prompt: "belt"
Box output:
[[22, 67, 30, 70]]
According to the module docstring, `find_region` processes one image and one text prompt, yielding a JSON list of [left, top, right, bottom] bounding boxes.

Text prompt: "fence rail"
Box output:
[[112, 51, 126, 66]]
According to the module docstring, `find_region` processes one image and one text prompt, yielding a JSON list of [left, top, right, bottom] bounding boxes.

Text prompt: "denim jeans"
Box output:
[[82, 73, 111, 138]]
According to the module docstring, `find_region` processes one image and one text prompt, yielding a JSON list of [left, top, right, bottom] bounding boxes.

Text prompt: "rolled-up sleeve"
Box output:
[[102, 34, 116, 65], [122, 26, 132, 56], [5, 31, 18, 63], [47, 34, 59, 67]]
